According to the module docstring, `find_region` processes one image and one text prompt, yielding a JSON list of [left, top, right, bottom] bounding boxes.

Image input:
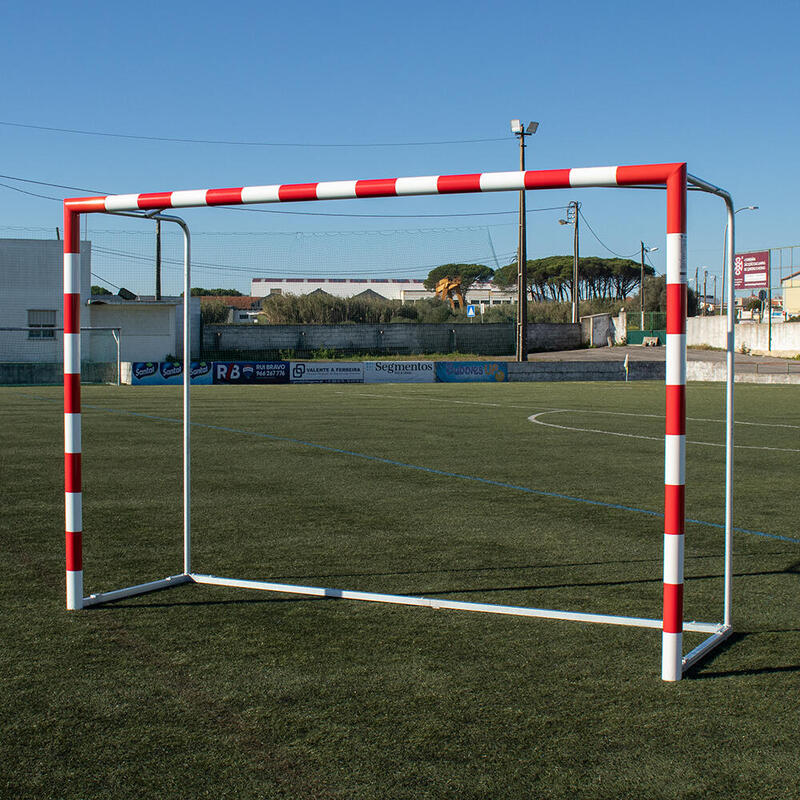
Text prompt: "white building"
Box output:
[[251, 277, 516, 305], [0, 238, 199, 365]]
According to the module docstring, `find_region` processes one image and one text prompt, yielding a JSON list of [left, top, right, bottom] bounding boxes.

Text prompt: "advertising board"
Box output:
[[363, 361, 435, 384], [213, 361, 289, 384], [434, 361, 508, 382], [734, 250, 770, 290], [290, 362, 364, 383], [130, 361, 214, 385]]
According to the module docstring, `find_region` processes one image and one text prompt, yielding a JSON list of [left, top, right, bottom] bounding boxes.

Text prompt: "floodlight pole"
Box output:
[[721, 206, 758, 315]]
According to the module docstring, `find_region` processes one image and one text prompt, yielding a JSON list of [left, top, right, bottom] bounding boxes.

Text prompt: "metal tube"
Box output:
[[189, 573, 722, 632], [105, 210, 191, 575], [724, 199, 735, 628], [82, 574, 192, 607]]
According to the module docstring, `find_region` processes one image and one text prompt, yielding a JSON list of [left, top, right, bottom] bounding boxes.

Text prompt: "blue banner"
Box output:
[[434, 361, 508, 383], [213, 361, 289, 384], [131, 361, 214, 385]]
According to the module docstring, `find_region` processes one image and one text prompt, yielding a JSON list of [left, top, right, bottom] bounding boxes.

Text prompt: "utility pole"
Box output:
[[703, 269, 708, 316], [511, 119, 538, 361], [639, 242, 658, 329], [559, 202, 580, 323]]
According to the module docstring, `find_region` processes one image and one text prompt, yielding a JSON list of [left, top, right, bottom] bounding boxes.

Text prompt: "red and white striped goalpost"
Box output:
[[63, 162, 735, 681]]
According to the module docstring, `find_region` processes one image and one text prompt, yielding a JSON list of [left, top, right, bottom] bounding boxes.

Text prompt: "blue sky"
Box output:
[[1, 0, 798, 294]]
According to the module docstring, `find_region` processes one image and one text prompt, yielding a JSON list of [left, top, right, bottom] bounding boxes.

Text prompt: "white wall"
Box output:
[[687, 315, 800, 356], [0, 238, 91, 362]]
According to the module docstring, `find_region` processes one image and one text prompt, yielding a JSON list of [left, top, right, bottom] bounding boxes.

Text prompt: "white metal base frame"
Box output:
[[82, 573, 730, 675]]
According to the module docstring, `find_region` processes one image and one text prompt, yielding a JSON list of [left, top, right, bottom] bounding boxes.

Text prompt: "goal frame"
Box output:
[[62, 162, 737, 681]]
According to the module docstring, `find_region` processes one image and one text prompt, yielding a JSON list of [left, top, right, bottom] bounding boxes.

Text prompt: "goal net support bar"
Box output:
[[62, 163, 737, 682]]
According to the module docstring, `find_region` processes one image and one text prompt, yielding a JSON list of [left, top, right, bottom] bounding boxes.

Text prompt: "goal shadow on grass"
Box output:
[[685, 631, 800, 679]]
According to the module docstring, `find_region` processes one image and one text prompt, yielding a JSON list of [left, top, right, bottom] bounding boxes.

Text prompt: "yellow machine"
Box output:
[[435, 276, 465, 310]]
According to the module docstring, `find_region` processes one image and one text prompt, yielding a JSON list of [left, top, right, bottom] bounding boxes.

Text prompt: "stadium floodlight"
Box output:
[[526, 121, 539, 134], [61, 161, 738, 682], [510, 119, 522, 134]]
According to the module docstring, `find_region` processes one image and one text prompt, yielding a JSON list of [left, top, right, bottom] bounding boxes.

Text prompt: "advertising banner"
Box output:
[[734, 250, 770, 290], [130, 361, 214, 385], [434, 361, 508, 383], [363, 361, 435, 384], [289, 362, 364, 383], [213, 361, 289, 384]]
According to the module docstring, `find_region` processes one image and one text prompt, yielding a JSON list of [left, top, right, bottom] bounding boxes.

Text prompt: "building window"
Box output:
[[28, 309, 56, 339], [269, 288, 282, 295]]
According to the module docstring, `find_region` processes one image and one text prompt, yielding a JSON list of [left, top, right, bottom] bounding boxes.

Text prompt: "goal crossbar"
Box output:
[[62, 162, 737, 682]]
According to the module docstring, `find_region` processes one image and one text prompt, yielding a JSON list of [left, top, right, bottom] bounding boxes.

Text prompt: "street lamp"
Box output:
[[511, 119, 539, 361], [721, 206, 758, 315], [558, 201, 580, 323], [639, 243, 658, 329]]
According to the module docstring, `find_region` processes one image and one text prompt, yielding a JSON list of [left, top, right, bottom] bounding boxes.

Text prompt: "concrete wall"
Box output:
[[203, 322, 582, 358], [508, 359, 664, 382], [579, 312, 627, 347], [687, 315, 800, 357]]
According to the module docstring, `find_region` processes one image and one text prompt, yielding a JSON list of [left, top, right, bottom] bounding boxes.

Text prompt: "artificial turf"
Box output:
[[1, 381, 798, 799]]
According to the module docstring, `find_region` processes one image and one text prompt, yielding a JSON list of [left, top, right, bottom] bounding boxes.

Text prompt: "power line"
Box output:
[[0, 120, 506, 148], [577, 208, 640, 259]]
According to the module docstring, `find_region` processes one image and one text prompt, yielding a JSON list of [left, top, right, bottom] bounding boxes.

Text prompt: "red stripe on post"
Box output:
[[662, 582, 684, 633], [207, 187, 244, 206], [65, 453, 81, 493], [65, 197, 107, 214], [666, 164, 687, 234], [138, 192, 173, 210], [355, 178, 398, 198], [665, 385, 686, 435], [64, 373, 81, 413], [63, 208, 81, 254], [616, 164, 676, 186], [666, 283, 687, 334], [66, 530, 82, 571], [63, 293, 80, 334], [664, 484, 685, 535], [525, 169, 571, 189], [437, 174, 482, 194], [278, 183, 319, 202]]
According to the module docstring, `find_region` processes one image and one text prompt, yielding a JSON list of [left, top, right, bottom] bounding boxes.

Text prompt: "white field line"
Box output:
[[527, 411, 800, 453], [341, 390, 800, 430]]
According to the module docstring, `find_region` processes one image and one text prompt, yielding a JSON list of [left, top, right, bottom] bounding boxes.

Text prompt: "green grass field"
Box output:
[[1, 380, 798, 799]]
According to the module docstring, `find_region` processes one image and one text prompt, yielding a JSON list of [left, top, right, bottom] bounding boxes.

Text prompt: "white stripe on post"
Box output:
[[663, 534, 684, 585], [664, 434, 686, 485], [66, 570, 83, 610], [63, 333, 80, 375], [569, 166, 618, 187], [666, 233, 688, 283], [65, 491, 82, 533], [662, 632, 682, 679], [665, 333, 687, 387], [104, 194, 141, 212], [479, 171, 526, 192], [170, 189, 210, 208], [315, 180, 358, 200], [63, 253, 81, 294], [64, 413, 81, 453], [394, 176, 440, 196], [240, 185, 281, 204]]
